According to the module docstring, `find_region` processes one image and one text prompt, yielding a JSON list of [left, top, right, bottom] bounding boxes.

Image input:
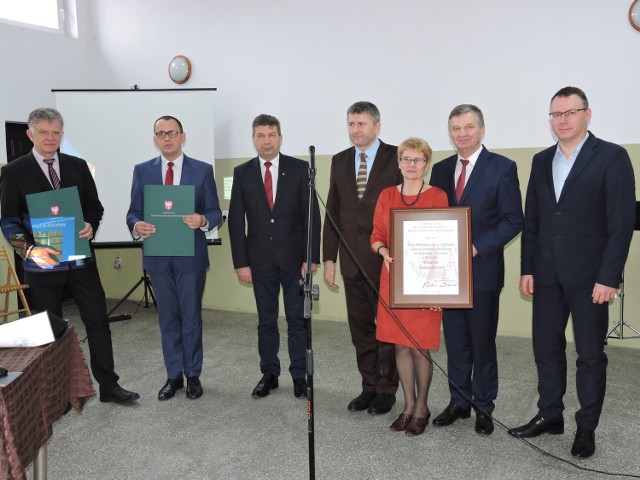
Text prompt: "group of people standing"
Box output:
[[0, 84, 634, 462], [323, 100, 523, 442], [322, 87, 635, 461]]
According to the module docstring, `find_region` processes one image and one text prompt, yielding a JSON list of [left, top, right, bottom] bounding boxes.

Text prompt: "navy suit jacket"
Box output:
[[228, 154, 320, 275], [126, 155, 221, 273], [430, 146, 524, 291], [521, 133, 635, 288]]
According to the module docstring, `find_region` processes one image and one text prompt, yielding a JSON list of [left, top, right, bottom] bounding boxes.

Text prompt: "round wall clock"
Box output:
[[630, 0, 640, 32], [168, 55, 192, 84]]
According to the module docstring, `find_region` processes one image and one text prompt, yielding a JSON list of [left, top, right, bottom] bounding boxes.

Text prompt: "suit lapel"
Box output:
[[558, 134, 596, 204], [340, 147, 359, 202], [273, 155, 292, 211], [363, 143, 392, 201], [180, 156, 193, 185], [151, 156, 164, 184], [540, 148, 558, 205], [249, 157, 271, 211], [33, 153, 55, 191], [459, 148, 489, 203], [435, 156, 457, 200]]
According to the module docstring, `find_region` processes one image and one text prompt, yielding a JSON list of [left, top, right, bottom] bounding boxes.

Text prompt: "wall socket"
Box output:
[[113, 257, 122, 270]]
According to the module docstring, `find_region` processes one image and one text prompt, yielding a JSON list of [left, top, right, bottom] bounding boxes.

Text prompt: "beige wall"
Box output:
[[93, 144, 640, 349]]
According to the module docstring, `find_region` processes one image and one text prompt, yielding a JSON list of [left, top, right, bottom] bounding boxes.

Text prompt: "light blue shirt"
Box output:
[[354, 138, 381, 181], [552, 133, 589, 202]]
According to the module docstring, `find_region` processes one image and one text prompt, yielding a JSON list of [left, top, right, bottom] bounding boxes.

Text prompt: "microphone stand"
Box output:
[[302, 145, 320, 480]]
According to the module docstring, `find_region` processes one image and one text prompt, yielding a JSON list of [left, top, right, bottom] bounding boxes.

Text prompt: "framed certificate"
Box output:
[[390, 207, 473, 308]]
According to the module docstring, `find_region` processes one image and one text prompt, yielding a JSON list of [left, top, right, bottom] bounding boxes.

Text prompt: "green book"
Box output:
[[26, 186, 91, 260], [143, 185, 195, 256]]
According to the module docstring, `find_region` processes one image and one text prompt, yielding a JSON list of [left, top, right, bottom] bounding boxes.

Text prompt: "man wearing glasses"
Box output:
[[126, 115, 221, 401], [429, 104, 523, 436], [509, 87, 635, 459]]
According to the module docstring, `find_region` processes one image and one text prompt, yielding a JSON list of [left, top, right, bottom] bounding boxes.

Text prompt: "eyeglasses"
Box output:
[[154, 130, 181, 138], [399, 156, 427, 165], [548, 108, 587, 120]]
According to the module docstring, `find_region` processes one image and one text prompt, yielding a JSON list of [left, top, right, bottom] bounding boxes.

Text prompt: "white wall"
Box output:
[[3, 1, 639, 158], [86, 0, 640, 157], [0, 2, 118, 163]]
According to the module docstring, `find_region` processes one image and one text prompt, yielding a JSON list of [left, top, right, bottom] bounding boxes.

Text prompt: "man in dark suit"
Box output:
[[509, 87, 635, 459], [228, 114, 320, 399], [126, 115, 221, 401], [429, 104, 523, 435], [0, 107, 139, 404], [323, 101, 401, 415]]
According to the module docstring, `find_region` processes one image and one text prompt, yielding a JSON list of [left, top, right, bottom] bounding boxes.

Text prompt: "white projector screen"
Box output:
[[54, 89, 217, 244]]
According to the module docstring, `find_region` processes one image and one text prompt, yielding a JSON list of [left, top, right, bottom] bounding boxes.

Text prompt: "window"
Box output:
[[0, 0, 77, 37]]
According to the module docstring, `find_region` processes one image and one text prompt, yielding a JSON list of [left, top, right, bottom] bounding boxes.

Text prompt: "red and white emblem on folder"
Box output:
[[50, 205, 60, 216], [164, 200, 173, 211]]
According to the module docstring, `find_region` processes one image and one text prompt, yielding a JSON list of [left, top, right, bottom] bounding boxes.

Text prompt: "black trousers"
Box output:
[[532, 283, 609, 431], [26, 260, 119, 389], [442, 289, 500, 414], [343, 274, 398, 395]]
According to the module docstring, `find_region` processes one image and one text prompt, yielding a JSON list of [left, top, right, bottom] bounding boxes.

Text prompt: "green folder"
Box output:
[[26, 186, 91, 260], [143, 185, 195, 256]]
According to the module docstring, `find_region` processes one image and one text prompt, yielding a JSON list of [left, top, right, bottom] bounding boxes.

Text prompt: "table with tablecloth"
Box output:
[[0, 325, 95, 480]]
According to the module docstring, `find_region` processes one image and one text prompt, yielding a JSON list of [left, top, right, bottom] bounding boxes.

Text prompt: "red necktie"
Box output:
[[264, 161, 274, 210], [456, 159, 469, 203], [165, 161, 174, 186], [43, 159, 61, 190]]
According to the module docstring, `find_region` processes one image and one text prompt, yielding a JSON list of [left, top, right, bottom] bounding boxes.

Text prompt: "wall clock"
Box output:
[[168, 55, 192, 84], [630, 0, 640, 32]]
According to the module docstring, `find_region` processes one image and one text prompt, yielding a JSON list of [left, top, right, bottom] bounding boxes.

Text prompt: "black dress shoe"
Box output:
[[186, 376, 203, 399], [571, 428, 595, 458], [475, 412, 494, 435], [432, 402, 471, 427], [158, 378, 184, 401], [347, 391, 376, 411], [252, 372, 278, 398], [508, 414, 564, 438], [367, 393, 396, 415], [99, 385, 140, 404], [293, 378, 307, 398]]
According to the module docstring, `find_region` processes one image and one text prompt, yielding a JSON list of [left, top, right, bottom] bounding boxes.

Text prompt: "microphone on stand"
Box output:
[[308, 146, 316, 185], [304, 144, 319, 480]]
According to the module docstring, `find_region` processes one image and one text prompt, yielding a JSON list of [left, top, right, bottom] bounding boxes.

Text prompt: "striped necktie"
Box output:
[[43, 158, 61, 189], [356, 152, 367, 200]]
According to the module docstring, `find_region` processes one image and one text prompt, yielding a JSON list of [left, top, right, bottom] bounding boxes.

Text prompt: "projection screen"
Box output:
[[54, 89, 217, 244]]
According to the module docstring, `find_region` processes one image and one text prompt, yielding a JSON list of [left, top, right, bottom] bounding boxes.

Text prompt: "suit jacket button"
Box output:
[[270, 219, 274, 223]]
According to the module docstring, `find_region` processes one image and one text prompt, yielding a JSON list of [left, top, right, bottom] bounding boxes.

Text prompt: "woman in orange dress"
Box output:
[[370, 137, 448, 436]]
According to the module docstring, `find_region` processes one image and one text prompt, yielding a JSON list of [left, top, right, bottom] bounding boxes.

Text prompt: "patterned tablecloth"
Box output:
[[0, 325, 95, 480]]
